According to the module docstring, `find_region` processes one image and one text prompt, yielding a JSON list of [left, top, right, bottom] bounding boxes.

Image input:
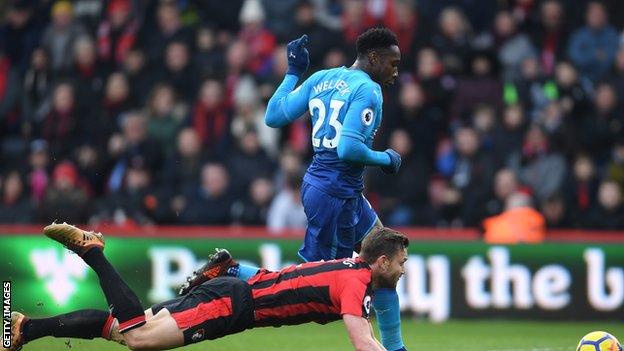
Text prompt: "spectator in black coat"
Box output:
[[584, 180, 624, 229], [231, 177, 274, 225], [178, 162, 233, 225], [0, 170, 34, 223], [563, 153, 599, 227], [370, 129, 429, 226]]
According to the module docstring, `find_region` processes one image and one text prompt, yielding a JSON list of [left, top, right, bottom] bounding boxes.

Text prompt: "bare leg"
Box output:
[[109, 309, 184, 350]]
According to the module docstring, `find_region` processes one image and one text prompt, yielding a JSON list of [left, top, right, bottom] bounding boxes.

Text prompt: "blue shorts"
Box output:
[[298, 181, 378, 262]]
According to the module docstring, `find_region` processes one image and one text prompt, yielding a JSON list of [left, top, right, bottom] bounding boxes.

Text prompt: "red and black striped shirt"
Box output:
[[248, 258, 373, 327]]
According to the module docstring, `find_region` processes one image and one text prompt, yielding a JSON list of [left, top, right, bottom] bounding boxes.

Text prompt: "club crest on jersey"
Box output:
[[361, 108, 374, 126], [363, 295, 372, 316], [191, 328, 205, 342]]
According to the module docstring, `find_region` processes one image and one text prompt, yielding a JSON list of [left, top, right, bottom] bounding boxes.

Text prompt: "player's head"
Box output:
[[356, 27, 401, 86], [359, 227, 408, 287]]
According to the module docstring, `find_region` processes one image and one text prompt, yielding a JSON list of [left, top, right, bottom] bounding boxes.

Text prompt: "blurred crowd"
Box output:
[[0, 0, 623, 230]]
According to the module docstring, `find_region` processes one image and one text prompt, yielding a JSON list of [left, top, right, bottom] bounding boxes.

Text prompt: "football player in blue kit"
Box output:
[[181, 27, 406, 350]]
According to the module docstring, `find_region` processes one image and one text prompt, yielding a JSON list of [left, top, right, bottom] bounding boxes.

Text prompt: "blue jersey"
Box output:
[[265, 67, 385, 198]]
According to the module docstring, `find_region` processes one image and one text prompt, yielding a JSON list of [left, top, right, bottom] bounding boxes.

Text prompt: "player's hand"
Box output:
[[381, 149, 401, 174], [286, 34, 310, 77]]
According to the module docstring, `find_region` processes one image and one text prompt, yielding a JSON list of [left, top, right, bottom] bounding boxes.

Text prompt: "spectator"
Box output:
[[96, 0, 138, 71], [121, 48, 152, 106], [535, 101, 576, 155], [197, 0, 244, 33], [414, 47, 453, 112], [192, 78, 231, 156], [341, 0, 369, 47], [579, 82, 622, 164], [492, 9, 536, 81], [385, 0, 431, 69], [260, 0, 299, 42], [238, 0, 276, 78], [93, 164, 155, 226], [226, 128, 275, 200], [156, 41, 197, 102], [508, 125, 567, 203], [450, 52, 503, 123], [385, 79, 443, 163], [0, 50, 23, 123], [145, 83, 185, 157], [450, 126, 495, 226], [0, 170, 34, 223], [484, 168, 519, 218], [506, 55, 548, 116], [370, 129, 429, 226], [292, 0, 342, 71], [177, 162, 233, 224], [553, 60, 590, 120], [606, 139, 624, 193], [530, 0, 569, 75], [563, 153, 599, 227], [418, 175, 462, 227], [567, 1, 618, 82], [21, 47, 52, 123], [106, 111, 163, 193], [40, 1, 86, 73], [492, 104, 527, 167], [231, 177, 274, 225], [231, 76, 278, 157], [431, 6, 473, 75], [39, 82, 82, 160], [471, 104, 497, 152], [194, 26, 226, 79], [70, 36, 106, 110], [267, 173, 306, 231], [0, 2, 41, 72], [162, 128, 206, 195], [27, 140, 50, 204], [584, 180, 624, 229], [101, 71, 134, 130], [540, 193, 571, 228], [72, 143, 105, 197], [38, 161, 90, 223], [140, 2, 193, 65], [483, 191, 546, 244]]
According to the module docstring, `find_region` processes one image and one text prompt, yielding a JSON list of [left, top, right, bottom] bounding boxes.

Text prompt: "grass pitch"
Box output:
[[19, 319, 624, 351]]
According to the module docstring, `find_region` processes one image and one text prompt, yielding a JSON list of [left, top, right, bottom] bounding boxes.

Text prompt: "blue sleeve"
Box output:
[[567, 30, 592, 66], [337, 84, 390, 167], [265, 74, 311, 128]]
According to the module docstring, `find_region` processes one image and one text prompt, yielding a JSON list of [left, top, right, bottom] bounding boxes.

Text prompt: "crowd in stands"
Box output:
[[0, 0, 623, 230]]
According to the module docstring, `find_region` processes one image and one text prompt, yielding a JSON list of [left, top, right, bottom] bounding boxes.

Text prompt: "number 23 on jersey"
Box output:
[[309, 98, 345, 149]]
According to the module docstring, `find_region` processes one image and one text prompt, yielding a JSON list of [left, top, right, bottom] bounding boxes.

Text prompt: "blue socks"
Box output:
[[227, 263, 260, 281], [373, 288, 405, 351]]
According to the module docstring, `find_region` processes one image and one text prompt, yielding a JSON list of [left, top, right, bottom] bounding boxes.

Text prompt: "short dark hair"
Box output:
[[359, 227, 409, 264], [356, 27, 399, 56]]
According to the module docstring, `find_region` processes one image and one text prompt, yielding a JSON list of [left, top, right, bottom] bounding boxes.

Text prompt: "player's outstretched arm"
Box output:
[[343, 314, 387, 351], [265, 35, 311, 128], [338, 85, 401, 173]]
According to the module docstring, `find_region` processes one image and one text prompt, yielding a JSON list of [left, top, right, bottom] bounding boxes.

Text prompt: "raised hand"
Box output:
[[286, 34, 310, 77]]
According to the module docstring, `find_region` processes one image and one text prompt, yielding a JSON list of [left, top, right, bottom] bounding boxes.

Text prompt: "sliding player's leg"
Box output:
[[178, 249, 259, 295], [355, 200, 406, 351], [120, 307, 184, 350], [43, 223, 146, 333], [5, 309, 128, 350], [138, 277, 253, 348]]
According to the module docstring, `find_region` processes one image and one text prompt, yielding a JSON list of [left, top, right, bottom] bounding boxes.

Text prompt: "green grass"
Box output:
[[20, 319, 624, 350]]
